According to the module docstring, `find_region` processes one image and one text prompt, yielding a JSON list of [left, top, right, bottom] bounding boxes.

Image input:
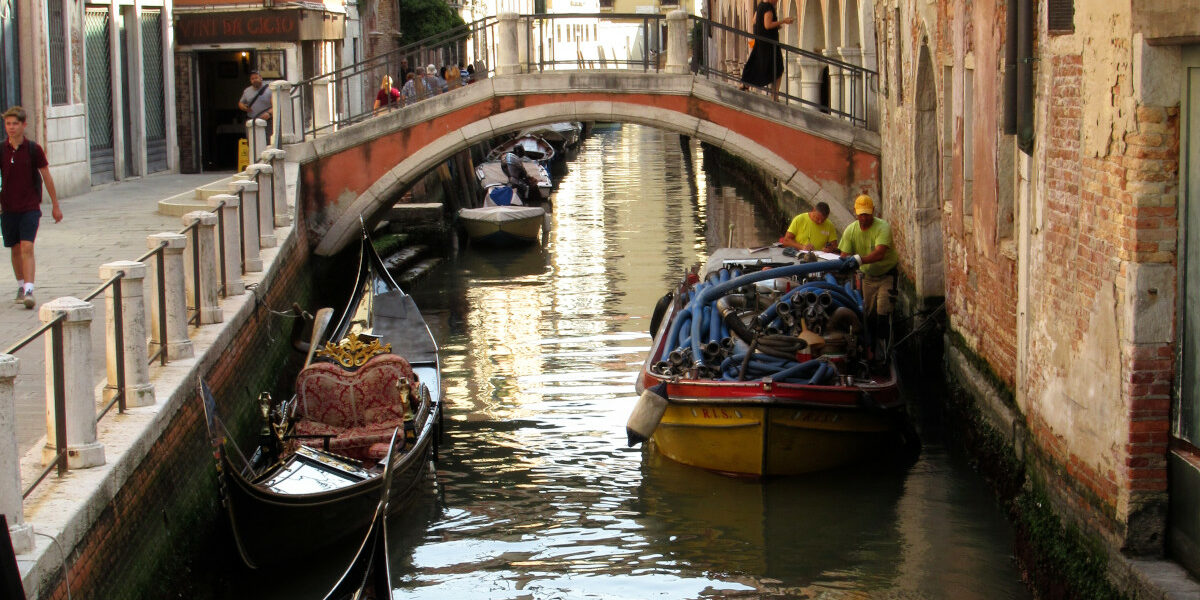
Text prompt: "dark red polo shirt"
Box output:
[[0, 139, 48, 213]]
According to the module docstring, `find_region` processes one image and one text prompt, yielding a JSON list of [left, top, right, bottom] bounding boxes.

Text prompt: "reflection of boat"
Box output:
[[321, 431, 397, 600], [486, 134, 556, 163], [201, 234, 442, 568], [516, 122, 582, 153], [474, 160, 552, 197], [459, 186, 545, 246], [461, 244, 551, 280], [629, 247, 910, 476], [635, 448, 908, 589]]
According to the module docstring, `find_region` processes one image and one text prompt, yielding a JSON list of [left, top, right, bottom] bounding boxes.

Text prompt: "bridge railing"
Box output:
[[689, 16, 875, 127], [286, 16, 499, 139], [283, 11, 876, 141]]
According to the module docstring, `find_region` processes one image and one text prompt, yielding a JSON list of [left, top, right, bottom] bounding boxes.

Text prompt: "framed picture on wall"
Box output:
[[257, 50, 284, 79]]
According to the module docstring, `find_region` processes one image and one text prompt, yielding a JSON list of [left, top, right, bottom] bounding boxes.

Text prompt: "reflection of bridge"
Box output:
[[269, 12, 880, 255]]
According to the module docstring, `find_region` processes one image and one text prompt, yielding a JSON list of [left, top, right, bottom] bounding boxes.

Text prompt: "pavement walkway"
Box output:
[[1, 172, 231, 454]]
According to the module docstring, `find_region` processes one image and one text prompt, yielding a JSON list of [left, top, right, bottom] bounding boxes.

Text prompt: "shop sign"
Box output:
[[177, 9, 343, 45]]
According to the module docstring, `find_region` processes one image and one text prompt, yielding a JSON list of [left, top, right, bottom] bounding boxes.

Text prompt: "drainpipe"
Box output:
[[1016, 0, 1034, 154], [1003, 0, 1018, 135]]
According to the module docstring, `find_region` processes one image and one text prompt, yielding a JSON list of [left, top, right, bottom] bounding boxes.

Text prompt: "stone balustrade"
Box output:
[[0, 151, 292, 558]]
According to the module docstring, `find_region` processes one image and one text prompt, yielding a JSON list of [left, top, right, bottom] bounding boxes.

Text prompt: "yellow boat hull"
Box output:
[[652, 402, 899, 476]]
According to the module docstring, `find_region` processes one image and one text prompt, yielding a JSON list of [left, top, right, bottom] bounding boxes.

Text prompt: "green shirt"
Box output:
[[838, 218, 899, 277], [785, 213, 838, 249]]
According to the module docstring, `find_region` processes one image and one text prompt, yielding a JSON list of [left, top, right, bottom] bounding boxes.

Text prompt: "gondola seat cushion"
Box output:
[[292, 354, 419, 461]]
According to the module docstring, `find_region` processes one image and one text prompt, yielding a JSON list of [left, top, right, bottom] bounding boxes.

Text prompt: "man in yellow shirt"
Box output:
[[838, 195, 899, 320], [779, 202, 838, 252]]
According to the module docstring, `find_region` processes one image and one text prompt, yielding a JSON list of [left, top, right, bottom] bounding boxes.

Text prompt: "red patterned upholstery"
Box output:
[[293, 354, 419, 461]]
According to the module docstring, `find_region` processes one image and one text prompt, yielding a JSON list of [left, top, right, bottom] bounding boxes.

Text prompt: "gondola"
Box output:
[[200, 233, 442, 568], [320, 430, 398, 600]]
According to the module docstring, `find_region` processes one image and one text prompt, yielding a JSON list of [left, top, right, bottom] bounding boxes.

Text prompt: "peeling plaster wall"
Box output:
[[877, 0, 1183, 560]]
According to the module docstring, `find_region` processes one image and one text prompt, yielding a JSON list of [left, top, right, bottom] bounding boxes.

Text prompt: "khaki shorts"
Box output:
[[861, 272, 896, 317]]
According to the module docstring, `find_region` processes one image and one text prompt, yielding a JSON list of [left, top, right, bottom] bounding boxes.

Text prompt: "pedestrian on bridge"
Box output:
[[1, 106, 61, 310], [373, 75, 402, 112], [238, 70, 273, 143], [739, 0, 793, 100]]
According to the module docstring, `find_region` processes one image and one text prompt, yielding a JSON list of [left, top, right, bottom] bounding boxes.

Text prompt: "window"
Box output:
[[963, 67, 975, 219], [48, 0, 67, 104], [1048, 0, 1074, 34]]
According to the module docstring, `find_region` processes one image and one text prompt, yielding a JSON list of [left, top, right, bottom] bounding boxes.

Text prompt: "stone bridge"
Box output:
[[280, 16, 881, 256]]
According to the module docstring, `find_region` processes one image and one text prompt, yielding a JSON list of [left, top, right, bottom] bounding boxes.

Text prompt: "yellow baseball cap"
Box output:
[[854, 194, 874, 215]]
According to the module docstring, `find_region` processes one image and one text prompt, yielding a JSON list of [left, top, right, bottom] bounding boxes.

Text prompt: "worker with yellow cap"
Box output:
[[838, 194, 899, 324]]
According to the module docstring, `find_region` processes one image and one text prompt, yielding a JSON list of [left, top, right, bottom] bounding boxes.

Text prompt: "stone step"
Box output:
[[156, 176, 235, 216], [381, 245, 426, 273], [397, 257, 443, 286], [385, 202, 445, 233]]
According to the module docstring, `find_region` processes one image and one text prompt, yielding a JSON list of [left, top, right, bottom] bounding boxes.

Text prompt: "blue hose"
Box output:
[[689, 259, 849, 365]]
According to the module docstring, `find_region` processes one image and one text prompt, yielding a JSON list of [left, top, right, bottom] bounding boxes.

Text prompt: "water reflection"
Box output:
[[399, 124, 1029, 599]]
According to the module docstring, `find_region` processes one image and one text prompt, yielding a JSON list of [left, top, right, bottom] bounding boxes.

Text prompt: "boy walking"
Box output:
[[1, 106, 61, 309]]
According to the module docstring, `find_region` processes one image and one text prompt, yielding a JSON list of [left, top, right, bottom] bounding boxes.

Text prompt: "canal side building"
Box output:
[[2, 0, 177, 195], [868, 0, 1200, 590], [172, 0, 350, 172]]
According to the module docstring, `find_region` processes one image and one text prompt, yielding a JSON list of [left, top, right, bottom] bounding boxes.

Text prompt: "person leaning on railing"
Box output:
[[373, 75, 402, 113]]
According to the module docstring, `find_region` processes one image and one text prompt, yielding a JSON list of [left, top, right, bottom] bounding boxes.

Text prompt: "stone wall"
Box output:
[[875, 0, 1186, 581], [34, 223, 320, 599]]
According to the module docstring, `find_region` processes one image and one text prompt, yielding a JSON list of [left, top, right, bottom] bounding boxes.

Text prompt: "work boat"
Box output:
[[628, 247, 913, 477]]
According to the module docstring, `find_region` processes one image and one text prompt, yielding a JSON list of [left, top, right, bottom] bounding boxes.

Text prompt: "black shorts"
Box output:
[[1, 209, 41, 247]]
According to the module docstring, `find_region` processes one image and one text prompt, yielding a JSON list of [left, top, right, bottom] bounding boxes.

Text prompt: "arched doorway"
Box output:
[[913, 41, 944, 299]]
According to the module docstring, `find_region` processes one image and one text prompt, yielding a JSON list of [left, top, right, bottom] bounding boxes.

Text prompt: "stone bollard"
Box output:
[[270, 80, 296, 145], [0, 354, 33, 554], [40, 297, 105, 469], [496, 13, 520, 76], [146, 233, 194, 361], [206, 195, 247, 294], [226, 181, 263, 272], [837, 47, 863, 121], [313, 76, 336, 133], [260, 149, 289, 227], [99, 261, 155, 408], [181, 211, 223, 324], [245, 163, 277, 248], [665, 11, 689, 74], [246, 118, 269, 159], [797, 57, 824, 106]]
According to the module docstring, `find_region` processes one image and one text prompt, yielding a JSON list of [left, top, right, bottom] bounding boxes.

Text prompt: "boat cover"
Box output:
[[487, 185, 520, 206], [459, 205, 545, 223], [371, 291, 439, 365]]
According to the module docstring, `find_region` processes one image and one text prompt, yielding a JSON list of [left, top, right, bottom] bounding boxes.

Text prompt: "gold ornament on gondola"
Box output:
[[316, 332, 392, 367]]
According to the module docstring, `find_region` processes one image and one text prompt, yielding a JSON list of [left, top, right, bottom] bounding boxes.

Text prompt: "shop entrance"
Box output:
[[196, 49, 256, 171]]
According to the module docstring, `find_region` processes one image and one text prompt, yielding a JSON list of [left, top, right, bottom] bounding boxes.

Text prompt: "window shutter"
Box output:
[[1047, 0, 1074, 33]]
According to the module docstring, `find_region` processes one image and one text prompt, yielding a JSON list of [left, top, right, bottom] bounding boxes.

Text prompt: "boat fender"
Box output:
[[626, 382, 669, 446]]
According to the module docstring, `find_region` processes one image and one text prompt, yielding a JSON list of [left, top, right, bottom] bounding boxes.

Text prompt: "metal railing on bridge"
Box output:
[[282, 12, 877, 141]]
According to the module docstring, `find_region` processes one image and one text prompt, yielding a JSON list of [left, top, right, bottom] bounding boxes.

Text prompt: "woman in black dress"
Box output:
[[739, 0, 794, 99]]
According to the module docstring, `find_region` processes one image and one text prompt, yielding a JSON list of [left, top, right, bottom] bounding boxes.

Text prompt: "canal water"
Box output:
[[226, 124, 1031, 599], [385, 124, 1032, 599]]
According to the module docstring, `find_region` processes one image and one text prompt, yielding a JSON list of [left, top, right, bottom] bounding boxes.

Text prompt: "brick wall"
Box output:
[[874, 0, 1182, 561], [34, 224, 332, 599]]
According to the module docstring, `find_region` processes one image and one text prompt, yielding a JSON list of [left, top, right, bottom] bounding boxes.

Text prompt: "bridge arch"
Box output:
[[288, 73, 880, 256]]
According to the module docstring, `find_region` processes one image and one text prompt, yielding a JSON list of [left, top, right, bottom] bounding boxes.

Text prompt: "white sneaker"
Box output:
[[22, 290, 34, 309], [13, 288, 23, 304]]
